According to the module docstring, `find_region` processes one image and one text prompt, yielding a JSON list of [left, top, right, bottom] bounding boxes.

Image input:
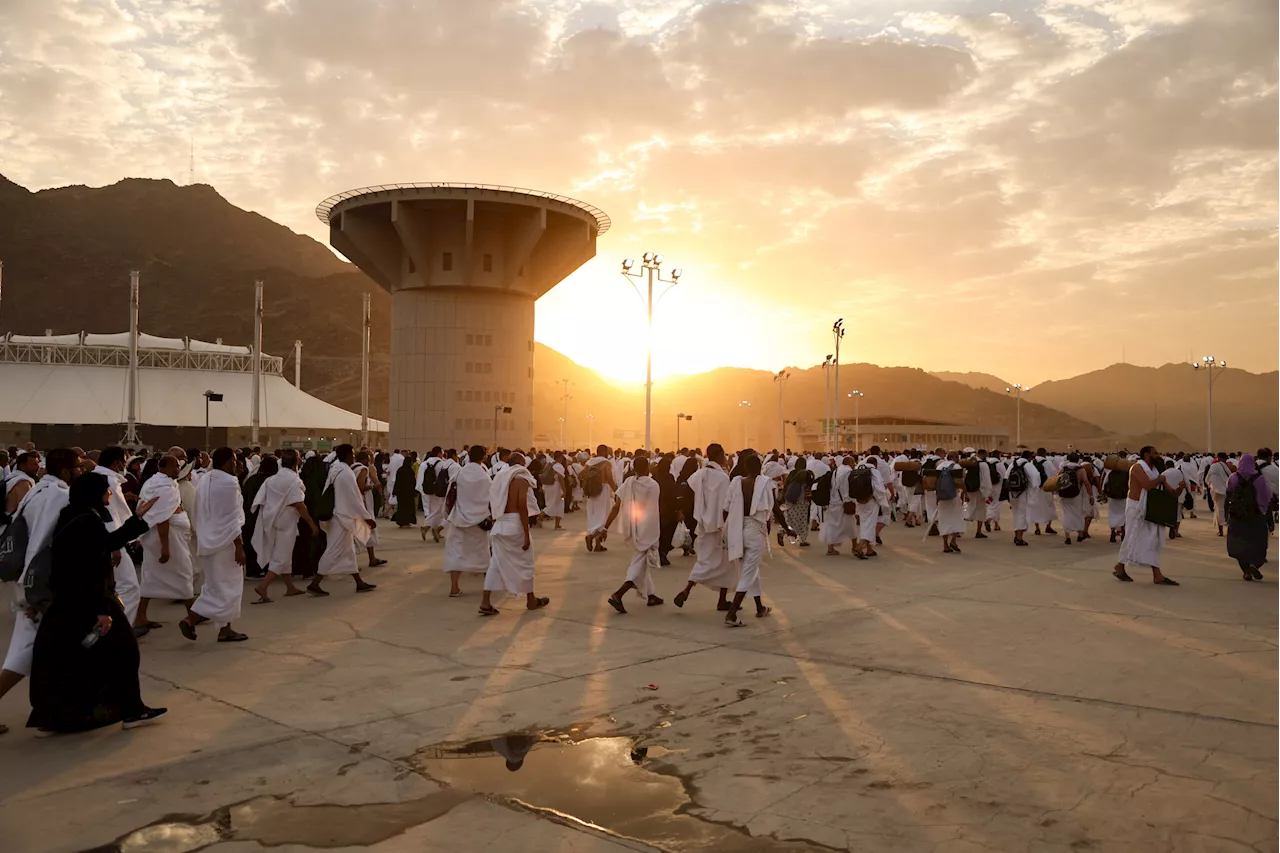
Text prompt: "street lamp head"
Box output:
[[653, 253, 664, 265], [622, 258, 635, 271], [671, 268, 682, 280], [1219, 361, 1226, 368], [642, 252, 653, 263]]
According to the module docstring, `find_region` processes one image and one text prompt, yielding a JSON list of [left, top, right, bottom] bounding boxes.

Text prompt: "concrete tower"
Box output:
[[316, 184, 610, 451]]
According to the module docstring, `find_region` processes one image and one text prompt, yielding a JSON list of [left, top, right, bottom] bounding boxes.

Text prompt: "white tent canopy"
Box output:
[[0, 362, 388, 432], [7, 332, 258, 356]]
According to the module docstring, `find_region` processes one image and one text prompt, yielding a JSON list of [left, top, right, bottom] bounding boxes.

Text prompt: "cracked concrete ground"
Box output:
[[0, 510, 1274, 852]]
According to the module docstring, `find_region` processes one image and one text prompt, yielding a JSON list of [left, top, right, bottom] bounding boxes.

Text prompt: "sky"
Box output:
[[1, 0, 1276, 385]]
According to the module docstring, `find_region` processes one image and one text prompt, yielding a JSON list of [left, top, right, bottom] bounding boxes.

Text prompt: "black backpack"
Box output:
[[963, 465, 982, 493], [1032, 459, 1048, 482], [1104, 467, 1129, 500], [1228, 475, 1261, 522], [0, 506, 30, 582], [420, 461, 438, 494], [433, 464, 452, 498], [1006, 460, 1029, 497], [987, 461, 1001, 485], [0, 476, 7, 526], [314, 465, 336, 522], [813, 470, 833, 506], [1058, 469, 1081, 499], [850, 466, 874, 502], [901, 468, 921, 488], [581, 464, 604, 498]]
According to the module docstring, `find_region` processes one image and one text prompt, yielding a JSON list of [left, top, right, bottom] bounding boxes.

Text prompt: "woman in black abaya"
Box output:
[[27, 472, 168, 734]]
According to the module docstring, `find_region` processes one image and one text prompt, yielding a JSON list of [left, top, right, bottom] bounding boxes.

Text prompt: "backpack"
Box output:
[[420, 461, 438, 494], [445, 480, 458, 515], [433, 465, 451, 498], [314, 465, 336, 522], [0, 507, 30, 582], [21, 510, 62, 613], [1104, 467, 1129, 500], [0, 477, 7, 526], [1058, 468, 1081, 499], [539, 464, 558, 486], [963, 464, 982, 493], [1006, 460, 1029, 497], [1228, 474, 1261, 522], [900, 468, 921, 488], [1032, 459, 1048, 483], [987, 461, 1001, 485], [784, 479, 804, 505], [813, 470, 833, 507], [850, 466, 874, 502], [935, 467, 958, 501], [581, 464, 604, 498]]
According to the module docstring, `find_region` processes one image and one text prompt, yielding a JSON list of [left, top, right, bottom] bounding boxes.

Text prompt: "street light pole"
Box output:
[[622, 254, 682, 452], [559, 378, 571, 447], [738, 400, 752, 450], [774, 370, 790, 451], [586, 414, 595, 447], [676, 413, 692, 447], [821, 354, 833, 453], [832, 321, 845, 450], [847, 390, 864, 453], [1005, 383, 1030, 447], [1193, 356, 1227, 451], [493, 404, 512, 450]]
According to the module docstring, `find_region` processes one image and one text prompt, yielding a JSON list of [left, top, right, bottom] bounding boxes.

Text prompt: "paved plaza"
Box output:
[[0, 511, 1275, 853]]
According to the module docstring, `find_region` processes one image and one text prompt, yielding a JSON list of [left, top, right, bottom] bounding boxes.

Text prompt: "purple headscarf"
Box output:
[[1228, 454, 1273, 514]]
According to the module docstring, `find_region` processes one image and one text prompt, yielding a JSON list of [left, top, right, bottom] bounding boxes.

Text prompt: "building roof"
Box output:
[[0, 362, 387, 432]]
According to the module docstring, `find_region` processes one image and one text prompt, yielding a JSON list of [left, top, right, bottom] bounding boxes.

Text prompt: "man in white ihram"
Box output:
[[251, 449, 319, 602], [181, 447, 249, 643], [478, 452, 550, 616], [94, 446, 143, 632], [308, 444, 378, 597], [133, 455, 195, 632], [605, 455, 664, 614], [673, 442, 735, 612], [444, 445, 491, 598], [1113, 446, 1178, 586]]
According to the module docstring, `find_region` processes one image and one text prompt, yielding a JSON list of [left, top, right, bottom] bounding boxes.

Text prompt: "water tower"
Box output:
[[316, 184, 609, 450]]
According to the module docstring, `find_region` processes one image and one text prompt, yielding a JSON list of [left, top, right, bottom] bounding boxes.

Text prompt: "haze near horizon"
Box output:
[[2, 0, 1275, 384]]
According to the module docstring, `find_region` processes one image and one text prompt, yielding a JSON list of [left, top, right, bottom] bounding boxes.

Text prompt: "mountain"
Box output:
[[1028, 363, 1277, 452], [3, 173, 1255, 451], [930, 371, 1010, 393]]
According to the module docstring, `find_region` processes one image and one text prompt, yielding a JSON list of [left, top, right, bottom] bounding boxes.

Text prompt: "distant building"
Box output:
[[0, 332, 388, 450], [795, 416, 1010, 453]]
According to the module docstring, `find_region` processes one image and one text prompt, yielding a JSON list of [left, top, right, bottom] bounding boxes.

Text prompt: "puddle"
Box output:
[[411, 728, 832, 852], [87, 726, 831, 853]]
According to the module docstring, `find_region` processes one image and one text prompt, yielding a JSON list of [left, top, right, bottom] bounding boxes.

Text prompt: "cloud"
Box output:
[[0, 0, 1274, 384]]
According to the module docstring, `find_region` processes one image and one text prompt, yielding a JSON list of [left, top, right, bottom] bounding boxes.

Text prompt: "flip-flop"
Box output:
[[478, 605, 500, 617], [725, 617, 746, 628], [449, 591, 463, 598], [528, 596, 551, 610], [179, 621, 197, 641], [1154, 578, 1180, 586], [673, 592, 688, 608], [356, 584, 378, 593], [306, 586, 330, 597], [368, 559, 388, 567], [607, 597, 627, 614], [585, 534, 594, 552], [755, 606, 772, 618], [1112, 569, 1133, 582], [250, 595, 272, 605], [594, 545, 608, 553], [646, 596, 664, 607], [217, 631, 249, 642]]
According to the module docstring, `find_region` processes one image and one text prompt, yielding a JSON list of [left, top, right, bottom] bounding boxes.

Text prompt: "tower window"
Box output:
[[442, 252, 453, 271], [484, 334, 493, 347], [482, 254, 493, 272]]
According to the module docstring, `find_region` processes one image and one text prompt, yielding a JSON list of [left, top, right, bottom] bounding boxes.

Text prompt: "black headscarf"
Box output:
[[62, 472, 111, 526]]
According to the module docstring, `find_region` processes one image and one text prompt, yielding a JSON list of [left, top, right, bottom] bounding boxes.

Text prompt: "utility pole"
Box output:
[[361, 292, 371, 448], [621, 254, 681, 451], [294, 339, 302, 388], [122, 270, 142, 447], [821, 354, 833, 453], [774, 370, 790, 451], [1193, 356, 1227, 451], [560, 378, 571, 447], [251, 280, 263, 446], [832, 321, 845, 451]]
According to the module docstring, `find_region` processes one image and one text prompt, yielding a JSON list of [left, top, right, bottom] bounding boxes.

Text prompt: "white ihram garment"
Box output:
[[318, 462, 373, 577], [584, 457, 613, 535], [250, 468, 305, 575], [1058, 465, 1088, 533], [192, 469, 245, 626], [725, 475, 773, 598], [616, 475, 661, 598], [484, 466, 536, 595], [385, 453, 405, 507], [932, 462, 966, 536], [94, 465, 140, 623], [965, 462, 993, 522], [352, 463, 379, 548], [1118, 462, 1163, 570], [686, 461, 735, 588], [1029, 459, 1057, 526], [444, 463, 492, 575], [820, 466, 854, 545], [137, 474, 195, 600], [543, 463, 566, 519], [2, 477, 69, 676]]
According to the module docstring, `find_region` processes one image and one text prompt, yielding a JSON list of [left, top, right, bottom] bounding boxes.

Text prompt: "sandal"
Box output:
[[585, 534, 594, 552], [673, 591, 688, 608], [755, 606, 772, 618], [250, 595, 273, 605], [607, 597, 627, 614], [527, 596, 551, 610], [217, 630, 249, 642], [306, 585, 330, 597], [646, 595, 664, 607], [179, 621, 197, 641], [368, 559, 388, 568], [1154, 577, 1180, 586], [356, 583, 377, 593], [1112, 569, 1133, 582], [478, 605, 500, 617], [448, 591, 462, 598], [725, 616, 746, 628]]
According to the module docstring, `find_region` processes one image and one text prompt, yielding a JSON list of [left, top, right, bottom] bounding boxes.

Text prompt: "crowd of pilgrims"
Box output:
[[0, 438, 1275, 737]]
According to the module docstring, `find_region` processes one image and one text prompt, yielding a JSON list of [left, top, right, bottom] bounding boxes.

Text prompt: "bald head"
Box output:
[[158, 455, 181, 478], [167, 446, 188, 462]]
